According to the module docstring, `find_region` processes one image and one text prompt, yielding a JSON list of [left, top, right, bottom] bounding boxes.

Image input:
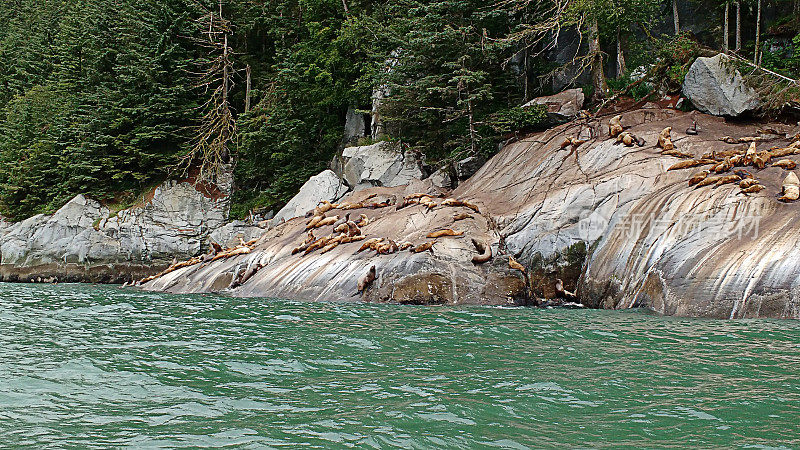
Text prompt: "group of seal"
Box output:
[[670, 137, 800, 200], [137, 236, 258, 285]]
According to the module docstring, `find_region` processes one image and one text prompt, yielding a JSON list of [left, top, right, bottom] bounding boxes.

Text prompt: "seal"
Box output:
[[314, 216, 339, 228], [714, 174, 742, 187], [695, 175, 723, 188], [356, 214, 370, 227], [377, 239, 399, 255], [739, 178, 759, 189], [753, 151, 772, 169], [662, 149, 695, 159], [357, 238, 383, 253], [740, 184, 765, 194], [357, 265, 376, 294], [332, 213, 350, 229], [667, 159, 717, 171], [657, 127, 674, 151], [471, 239, 492, 264], [769, 147, 796, 158], [555, 279, 577, 300], [712, 158, 733, 173], [397, 241, 414, 251], [685, 120, 699, 135], [453, 212, 473, 221], [441, 198, 480, 213], [427, 229, 464, 238], [608, 115, 623, 137], [306, 214, 324, 229], [688, 170, 710, 186], [772, 159, 797, 170], [411, 241, 435, 253], [778, 171, 800, 202]]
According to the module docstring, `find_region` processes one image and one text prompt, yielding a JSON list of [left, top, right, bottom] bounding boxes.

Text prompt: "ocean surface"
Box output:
[[1, 283, 799, 448]]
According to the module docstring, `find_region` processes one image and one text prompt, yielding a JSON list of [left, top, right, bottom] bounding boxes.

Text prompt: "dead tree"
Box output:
[[184, 0, 237, 185]]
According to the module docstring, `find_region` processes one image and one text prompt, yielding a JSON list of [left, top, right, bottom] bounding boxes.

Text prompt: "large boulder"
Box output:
[[522, 88, 585, 122], [336, 141, 425, 190], [273, 170, 349, 223], [455, 156, 485, 181], [682, 54, 761, 117]]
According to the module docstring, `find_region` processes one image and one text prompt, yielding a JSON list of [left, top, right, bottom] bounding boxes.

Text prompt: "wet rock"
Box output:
[[273, 170, 349, 223], [682, 54, 761, 117]]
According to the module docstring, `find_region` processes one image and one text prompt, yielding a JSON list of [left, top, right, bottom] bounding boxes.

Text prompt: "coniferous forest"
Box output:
[[1, 0, 798, 221]]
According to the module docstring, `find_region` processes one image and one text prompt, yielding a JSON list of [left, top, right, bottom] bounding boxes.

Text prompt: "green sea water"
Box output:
[[1, 283, 799, 448]]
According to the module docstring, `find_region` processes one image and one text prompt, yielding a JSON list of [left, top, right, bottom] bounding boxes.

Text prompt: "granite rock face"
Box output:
[[682, 54, 761, 117], [143, 106, 800, 318], [0, 180, 230, 283]]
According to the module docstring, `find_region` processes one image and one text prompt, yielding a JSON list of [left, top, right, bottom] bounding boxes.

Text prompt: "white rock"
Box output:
[[273, 170, 349, 223], [339, 141, 424, 190]]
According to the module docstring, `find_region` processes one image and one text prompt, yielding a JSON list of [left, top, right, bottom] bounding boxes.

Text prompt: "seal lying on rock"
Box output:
[[555, 278, 577, 300], [772, 159, 797, 170], [668, 159, 717, 171], [427, 229, 464, 238], [657, 127, 674, 151], [411, 241, 435, 254]]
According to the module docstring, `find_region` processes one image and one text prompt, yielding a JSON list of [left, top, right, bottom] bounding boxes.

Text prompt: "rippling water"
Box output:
[[1, 283, 799, 448]]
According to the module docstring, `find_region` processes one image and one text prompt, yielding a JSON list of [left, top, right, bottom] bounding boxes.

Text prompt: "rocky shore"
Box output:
[[3, 55, 800, 318], [137, 104, 800, 318]]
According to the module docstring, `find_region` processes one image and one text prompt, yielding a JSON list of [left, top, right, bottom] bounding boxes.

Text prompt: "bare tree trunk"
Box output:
[[616, 28, 626, 78], [468, 98, 477, 155], [523, 47, 529, 102], [245, 64, 252, 113], [589, 16, 608, 101], [672, 0, 680, 35], [735, 2, 741, 52], [754, 0, 761, 65], [341, 0, 349, 15], [723, 2, 729, 53]]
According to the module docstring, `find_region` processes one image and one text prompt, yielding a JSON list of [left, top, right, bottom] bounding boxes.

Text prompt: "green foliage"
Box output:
[[0, 0, 202, 220], [761, 35, 800, 78], [657, 32, 703, 92], [485, 106, 548, 135]]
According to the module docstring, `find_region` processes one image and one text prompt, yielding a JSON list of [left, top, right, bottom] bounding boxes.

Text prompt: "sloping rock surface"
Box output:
[[144, 107, 800, 318]]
